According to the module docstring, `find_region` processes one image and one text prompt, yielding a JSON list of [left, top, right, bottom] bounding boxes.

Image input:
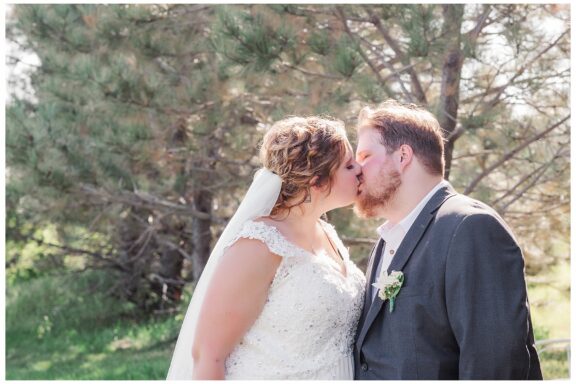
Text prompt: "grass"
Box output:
[[5, 263, 571, 380], [528, 262, 571, 380], [5, 270, 180, 380]]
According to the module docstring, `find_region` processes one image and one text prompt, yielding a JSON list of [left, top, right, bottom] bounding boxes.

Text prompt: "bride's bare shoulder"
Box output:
[[252, 216, 274, 224], [252, 216, 285, 231], [220, 236, 281, 277]]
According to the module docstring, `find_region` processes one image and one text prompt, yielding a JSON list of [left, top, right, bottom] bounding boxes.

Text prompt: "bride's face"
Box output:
[[323, 146, 362, 208]]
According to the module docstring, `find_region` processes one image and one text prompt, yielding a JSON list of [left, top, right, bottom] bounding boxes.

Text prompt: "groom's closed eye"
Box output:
[[357, 152, 370, 163]]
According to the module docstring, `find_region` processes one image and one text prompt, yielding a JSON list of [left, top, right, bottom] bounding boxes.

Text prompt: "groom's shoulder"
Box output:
[[434, 190, 521, 249], [434, 190, 516, 235], [437, 190, 501, 221]]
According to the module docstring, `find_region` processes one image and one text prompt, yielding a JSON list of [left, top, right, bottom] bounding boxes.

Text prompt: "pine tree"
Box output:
[[6, 4, 570, 312], [207, 4, 570, 270], [6, 4, 277, 310]]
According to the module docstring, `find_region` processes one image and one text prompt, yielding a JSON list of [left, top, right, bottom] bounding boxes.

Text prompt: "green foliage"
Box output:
[[401, 5, 436, 57], [332, 36, 362, 78], [213, 7, 295, 72], [8, 4, 253, 310], [329, 87, 352, 106], [539, 350, 570, 380], [7, 271, 127, 335], [308, 30, 331, 56], [500, 5, 531, 55], [460, 113, 493, 131], [526, 262, 570, 379], [5, 265, 569, 379], [6, 271, 178, 379], [268, 4, 305, 16], [356, 73, 386, 103], [533, 324, 550, 341], [6, 3, 570, 323], [531, 322, 569, 380]]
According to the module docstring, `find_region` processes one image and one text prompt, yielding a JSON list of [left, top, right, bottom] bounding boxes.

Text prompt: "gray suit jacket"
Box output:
[[354, 184, 542, 380]]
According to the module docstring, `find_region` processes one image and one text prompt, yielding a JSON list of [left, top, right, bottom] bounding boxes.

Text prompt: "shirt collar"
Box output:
[[376, 180, 449, 241]]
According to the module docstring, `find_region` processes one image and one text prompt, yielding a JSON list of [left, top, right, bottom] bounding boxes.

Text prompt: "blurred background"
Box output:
[[5, 3, 570, 380]]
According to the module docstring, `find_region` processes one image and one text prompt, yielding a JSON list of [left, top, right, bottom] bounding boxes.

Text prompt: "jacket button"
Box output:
[[361, 363, 368, 371]]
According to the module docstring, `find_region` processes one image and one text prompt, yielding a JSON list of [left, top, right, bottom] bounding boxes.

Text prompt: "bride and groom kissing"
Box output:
[[167, 100, 542, 380]]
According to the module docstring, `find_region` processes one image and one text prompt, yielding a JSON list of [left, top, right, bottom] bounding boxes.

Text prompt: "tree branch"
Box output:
[[281, 62, 341, 79], [464, 5, 493, 46], [341, 236, 377, 246], [27, 235, 128, 272], [335, 6, 397, 99], [79, 184, 214, 220], [483, 29, 570, 111], [490, 155, 556, 208], [364, 6, 427, 105], [496, 161, 553, 214], [464, 114, 570, 194]]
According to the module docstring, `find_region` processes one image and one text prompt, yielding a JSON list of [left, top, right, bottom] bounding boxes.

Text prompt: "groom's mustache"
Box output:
[[356, 174, 364, 195]]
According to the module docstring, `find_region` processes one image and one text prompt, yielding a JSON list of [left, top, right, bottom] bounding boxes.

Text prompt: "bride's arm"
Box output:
[[191, 238, 281, 379]]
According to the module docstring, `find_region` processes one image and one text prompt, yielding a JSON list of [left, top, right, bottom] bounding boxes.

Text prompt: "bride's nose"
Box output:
[[353, 161, 362, 176]]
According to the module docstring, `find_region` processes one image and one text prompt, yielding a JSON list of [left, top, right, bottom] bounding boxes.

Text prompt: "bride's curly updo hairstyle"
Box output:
[[260, 116, 350, 216]]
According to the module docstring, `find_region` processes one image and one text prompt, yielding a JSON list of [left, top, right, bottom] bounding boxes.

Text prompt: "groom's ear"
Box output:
[[397, 144, 413, 172]]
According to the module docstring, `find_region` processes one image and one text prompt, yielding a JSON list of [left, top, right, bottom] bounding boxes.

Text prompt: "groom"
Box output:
[[352, 100, 542, 380]]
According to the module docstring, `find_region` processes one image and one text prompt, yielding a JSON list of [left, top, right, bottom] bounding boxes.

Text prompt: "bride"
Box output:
[[167, 116, 366, 379]]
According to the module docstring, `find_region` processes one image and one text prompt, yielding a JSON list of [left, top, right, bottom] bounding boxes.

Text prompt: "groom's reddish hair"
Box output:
[[357, 100, 445, 176]]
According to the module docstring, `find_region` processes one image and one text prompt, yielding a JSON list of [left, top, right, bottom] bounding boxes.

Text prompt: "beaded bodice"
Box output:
[[222, 219, 366, 379]]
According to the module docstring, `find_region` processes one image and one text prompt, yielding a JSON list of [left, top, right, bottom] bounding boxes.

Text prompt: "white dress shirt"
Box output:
[[371, 180, 449, 301]]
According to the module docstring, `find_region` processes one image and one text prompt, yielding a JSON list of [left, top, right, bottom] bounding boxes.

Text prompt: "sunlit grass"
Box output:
[[528, 262, 571, 379], [5, 264, 570, 379], [529, 262, 570, 339], [5, 271, 178, 380]]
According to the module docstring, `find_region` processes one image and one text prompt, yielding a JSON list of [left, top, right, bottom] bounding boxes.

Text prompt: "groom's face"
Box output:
[[354, 127, 402, 218]]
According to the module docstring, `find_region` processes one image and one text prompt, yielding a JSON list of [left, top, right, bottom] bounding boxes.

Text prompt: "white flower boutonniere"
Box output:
[[372, 270, 404, 313]]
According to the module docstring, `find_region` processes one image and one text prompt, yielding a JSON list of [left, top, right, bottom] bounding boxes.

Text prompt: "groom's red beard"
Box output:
[[354, 169, 402, 218]]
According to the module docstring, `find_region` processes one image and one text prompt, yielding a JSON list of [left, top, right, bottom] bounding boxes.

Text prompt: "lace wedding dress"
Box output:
[[222, 219, 366, 379]]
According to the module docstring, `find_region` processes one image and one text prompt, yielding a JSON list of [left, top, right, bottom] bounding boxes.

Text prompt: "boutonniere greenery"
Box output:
[[372, 270, 404, 313]]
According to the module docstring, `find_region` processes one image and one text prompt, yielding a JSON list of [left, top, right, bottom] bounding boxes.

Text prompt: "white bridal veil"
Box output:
[[166, 168, 282, 379]]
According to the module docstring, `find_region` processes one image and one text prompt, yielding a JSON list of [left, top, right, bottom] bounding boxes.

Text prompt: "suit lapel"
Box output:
[[358, 239, 384, 329], [385, 207, 437, 275], [356, 185, 457, 348]]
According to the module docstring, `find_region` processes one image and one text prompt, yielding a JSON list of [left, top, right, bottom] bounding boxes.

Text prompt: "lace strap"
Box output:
[[225, 220, 310, 259], [320, 220, 350, 261]]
